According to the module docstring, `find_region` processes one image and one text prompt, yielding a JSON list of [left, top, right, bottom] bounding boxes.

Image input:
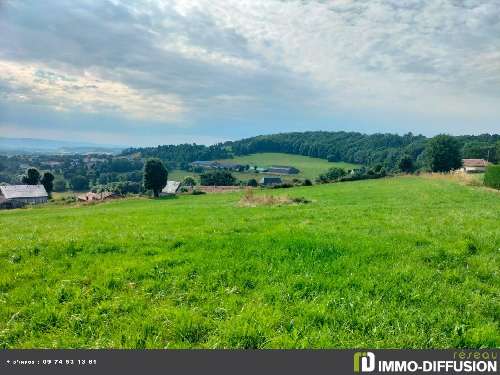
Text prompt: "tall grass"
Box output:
[[0, 176, 498, 348]]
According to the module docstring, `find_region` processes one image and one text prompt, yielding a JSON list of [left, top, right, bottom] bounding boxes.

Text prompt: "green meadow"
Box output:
[[168, 152, 359, 182], [0, 176, 499, 348]]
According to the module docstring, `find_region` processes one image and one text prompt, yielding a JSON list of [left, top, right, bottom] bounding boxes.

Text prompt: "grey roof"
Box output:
[[162, 180, 181, 194], [0, 185, 48, 199], [260, 177, 283, 184]]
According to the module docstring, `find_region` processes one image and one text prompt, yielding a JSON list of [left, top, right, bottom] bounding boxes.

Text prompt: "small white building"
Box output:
[[0, 185, 48, 205], [461, 159, 489, 173], [161, 181, 182, 195]]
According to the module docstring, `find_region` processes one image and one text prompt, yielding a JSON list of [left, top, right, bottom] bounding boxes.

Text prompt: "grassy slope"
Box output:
[[0, 177, 498, 349], [168, 152, 359, 182]]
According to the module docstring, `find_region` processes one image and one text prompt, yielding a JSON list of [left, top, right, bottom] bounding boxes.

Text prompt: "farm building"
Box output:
[[190, 161, 245, 171], [0, 185, 48, 206], [77, 191, 117, 202], [260, 177, 283, 186], [218, 162, 246, 171], [267, 166, 300, 174], [191, 161, 219, 169], [161, 181, 182, 195], [461, 159, 489, 173]]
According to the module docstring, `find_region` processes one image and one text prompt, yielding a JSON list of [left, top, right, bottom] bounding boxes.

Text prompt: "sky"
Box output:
[[0, 0, 499, 146]]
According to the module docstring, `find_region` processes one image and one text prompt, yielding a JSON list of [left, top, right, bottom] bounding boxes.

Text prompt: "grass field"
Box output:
[[168, 152, 359, 183], [0, 177, 499, 348]]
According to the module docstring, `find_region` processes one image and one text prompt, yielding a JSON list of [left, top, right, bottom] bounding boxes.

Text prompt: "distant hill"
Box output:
[[123, 131, 500, 171], [0, 137, 125, 155]]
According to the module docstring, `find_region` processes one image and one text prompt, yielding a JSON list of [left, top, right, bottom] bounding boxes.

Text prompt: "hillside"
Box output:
[[0, 177, 498, 349], [167, 153, 358, 183], [218, 153, 358, 180], [122, 131, 500, 171]]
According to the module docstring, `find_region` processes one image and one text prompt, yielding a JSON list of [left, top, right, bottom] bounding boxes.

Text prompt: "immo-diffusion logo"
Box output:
[[354, 352, 376, 373], [353, 351, 498, 374]]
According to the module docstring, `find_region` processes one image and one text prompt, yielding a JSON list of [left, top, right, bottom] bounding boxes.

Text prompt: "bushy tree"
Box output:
[[40, 172, 55, 196], [70, 175, 89, 191], [484, 164, 500, 190], [53, 178, 67, 192], [247, 178, 258, 187], [182, 176, 197, 187], [22, 168, 40, 185], [200, 170, 236, 186], [317, 167, 346, 183], [398, 154, 415, 173], [426, 135, 462, 172], [143, 158, 168, 197]]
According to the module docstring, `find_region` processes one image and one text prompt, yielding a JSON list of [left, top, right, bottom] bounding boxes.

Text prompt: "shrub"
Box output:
[[247, 179, 258, 187], [191, 190, 206, 195], [182, 176, 197, 187], [200, 170, 236, 186], [484, 164, 500, 189], [317, 167, 346, 183], [303, 179, 313, 186], [53, 178, 67, 192], [70, 175, 89, 191], [398, 154, 415, 173]]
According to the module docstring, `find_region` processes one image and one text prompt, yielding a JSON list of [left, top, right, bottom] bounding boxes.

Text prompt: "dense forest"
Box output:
[[122, 131, 500, 170], [121, 144, 231, 170]]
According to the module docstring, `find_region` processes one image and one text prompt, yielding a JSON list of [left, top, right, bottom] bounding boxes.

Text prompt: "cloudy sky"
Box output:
[[0, 0, 499, 146]]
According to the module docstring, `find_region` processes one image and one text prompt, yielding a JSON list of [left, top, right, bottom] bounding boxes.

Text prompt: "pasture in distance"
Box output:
[[0, 176, 498, 348], [168, 152, 359, 182]]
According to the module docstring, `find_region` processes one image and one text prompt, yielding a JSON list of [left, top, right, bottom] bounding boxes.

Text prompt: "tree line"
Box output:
[[121, 131, 500, 172]]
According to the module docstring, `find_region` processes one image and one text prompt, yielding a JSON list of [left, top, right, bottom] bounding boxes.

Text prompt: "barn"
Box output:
[[461, 159, 489, 173], [267, 166, 300, 174], [259, 177, 283, 186], [0, 185, 48, 206]]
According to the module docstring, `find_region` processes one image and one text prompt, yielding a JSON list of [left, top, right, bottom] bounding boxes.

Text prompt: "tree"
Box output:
[[53, 178, 67, 192], [200, 170, 236, 186], [426, 134, 462, 172], [143, 158, 168, 197], [247, 178, 258, 187], [70, 175, 89, 191], [398, 155, 415, 173], [317, 167, 346, 183], [22, 168, 40, 185], [484, 165, 500, 190], [40, 172, 55, 196], [182, 176, 197, 187]]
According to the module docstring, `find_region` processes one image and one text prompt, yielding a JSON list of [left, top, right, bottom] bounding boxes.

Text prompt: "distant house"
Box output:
[[77, 191, 117, 202], [267, 166, 300, 175], [461, 159, 489, 173], [191, 161, 219, 169], [0, 185, 48, 206], [218, 162, 245, 171], [161, 181, 182, 195], [259, 177, 283, 186]]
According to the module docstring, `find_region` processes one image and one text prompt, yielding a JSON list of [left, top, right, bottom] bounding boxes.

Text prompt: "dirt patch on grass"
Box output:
[[238, 189, 310, 207]]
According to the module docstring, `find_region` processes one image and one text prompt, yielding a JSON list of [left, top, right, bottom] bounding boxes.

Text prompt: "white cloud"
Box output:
[[0, 59, 185, 122], [164, 0, 500, 120], [1, 0, 499, 138]]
